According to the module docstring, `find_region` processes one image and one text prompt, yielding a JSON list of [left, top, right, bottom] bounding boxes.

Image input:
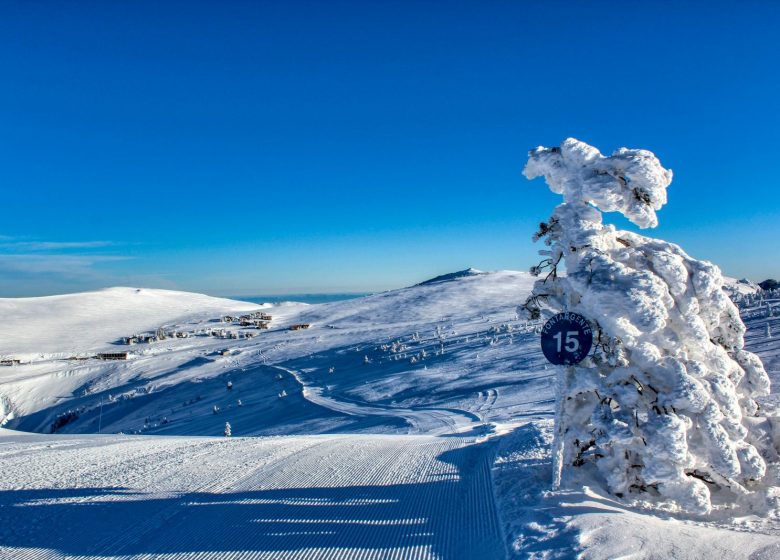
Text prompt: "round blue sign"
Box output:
[[540, 312, 593, 365]]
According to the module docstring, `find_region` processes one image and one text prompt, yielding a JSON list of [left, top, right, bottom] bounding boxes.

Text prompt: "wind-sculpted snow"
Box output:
[[523, 137, 672, 229], [521, 138, 778, 514]]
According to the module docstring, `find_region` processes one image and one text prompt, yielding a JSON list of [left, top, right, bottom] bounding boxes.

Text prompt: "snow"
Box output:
[[492, 420, 780, 560], [0, 430, 505, 559], [723, 277, 762, 298], [0, 269, 778, 558], [416, 268, 486, 285], [521, 138, 777, 515], [0, 287, 263, 358]]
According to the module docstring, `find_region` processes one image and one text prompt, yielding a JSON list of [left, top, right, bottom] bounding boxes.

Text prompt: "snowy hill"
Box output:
[[416, 267, 486, 286], [0, 271, 542, 435], [0, 287, 263, 357], [722, 276, 762, 298], [0, 271, 778, 559]]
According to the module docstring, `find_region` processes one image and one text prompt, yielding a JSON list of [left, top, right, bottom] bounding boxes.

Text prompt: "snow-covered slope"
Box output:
[[0, 271, 543, 435], [0, 287, 263, 357], [0, 271, 778, 559], [416, 267, 486, 286], [722, 276, 762, 298]]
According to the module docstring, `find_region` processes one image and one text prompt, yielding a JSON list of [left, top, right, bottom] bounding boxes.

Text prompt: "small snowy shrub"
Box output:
[[50, 409, 80, 433], [521, 138, 775, 514]]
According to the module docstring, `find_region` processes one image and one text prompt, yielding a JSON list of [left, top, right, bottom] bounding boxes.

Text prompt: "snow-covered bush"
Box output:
[[521, 138, 776, 513], [224, 421, 231, 437]]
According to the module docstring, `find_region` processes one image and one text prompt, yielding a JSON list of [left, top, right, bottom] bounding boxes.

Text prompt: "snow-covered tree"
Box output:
[[521, 138, 775, 513], [224, 422, 231, 437]]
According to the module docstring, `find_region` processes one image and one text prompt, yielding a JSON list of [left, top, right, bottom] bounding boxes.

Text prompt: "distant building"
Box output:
[[289, 323, 311, 331], [96, 352, 129, 361]]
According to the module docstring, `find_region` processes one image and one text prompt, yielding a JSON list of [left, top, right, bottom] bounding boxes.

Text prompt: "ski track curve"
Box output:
[[0, 432, 506, 560], [273, 366, 481, 435], [0, 352, 503, 559]]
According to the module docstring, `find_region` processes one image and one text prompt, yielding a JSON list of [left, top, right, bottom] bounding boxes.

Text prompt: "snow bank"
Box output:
[[492, 422, 780, 559]]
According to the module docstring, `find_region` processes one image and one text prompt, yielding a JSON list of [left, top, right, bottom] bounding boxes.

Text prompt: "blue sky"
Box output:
[[1, 1, 779, 297]]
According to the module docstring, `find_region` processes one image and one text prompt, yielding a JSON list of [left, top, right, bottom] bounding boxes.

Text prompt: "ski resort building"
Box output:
[[96, 352, 129, 361]]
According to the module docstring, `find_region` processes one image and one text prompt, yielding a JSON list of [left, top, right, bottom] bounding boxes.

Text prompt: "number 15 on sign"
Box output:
[[541, 312, 592, 366]]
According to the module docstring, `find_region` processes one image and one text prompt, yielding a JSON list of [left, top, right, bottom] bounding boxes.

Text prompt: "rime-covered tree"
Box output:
[[224, 422, 232, 437], [521, 138, 775, 513]]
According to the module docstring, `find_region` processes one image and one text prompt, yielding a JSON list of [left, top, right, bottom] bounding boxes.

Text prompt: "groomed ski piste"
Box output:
[[1, 270, 778, 559]]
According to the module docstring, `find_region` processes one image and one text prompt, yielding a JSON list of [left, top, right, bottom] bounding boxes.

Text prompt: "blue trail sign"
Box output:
[[541, 312, 593, 365]]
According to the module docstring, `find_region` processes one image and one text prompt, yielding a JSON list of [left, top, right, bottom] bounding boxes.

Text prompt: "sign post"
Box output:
[[540, 312, 593, 366], [540, 312, 593, 489]]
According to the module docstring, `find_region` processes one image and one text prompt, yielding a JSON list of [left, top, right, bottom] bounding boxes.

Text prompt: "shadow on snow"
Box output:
[[0, 441, 506, 559]]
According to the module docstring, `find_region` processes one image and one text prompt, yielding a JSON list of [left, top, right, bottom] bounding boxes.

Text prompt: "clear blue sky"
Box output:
[[1, 1, 778, 297]]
